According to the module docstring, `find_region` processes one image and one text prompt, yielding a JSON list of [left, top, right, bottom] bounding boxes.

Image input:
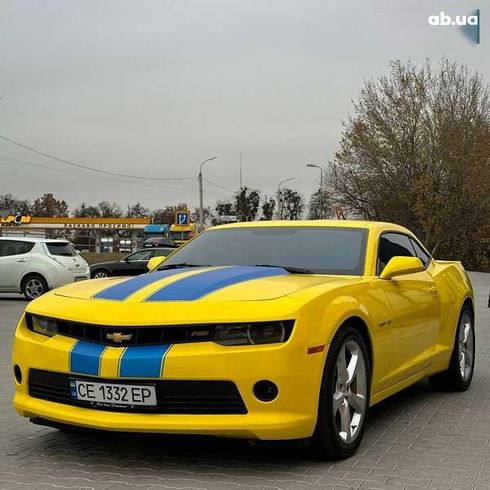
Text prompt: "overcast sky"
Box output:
[[0, 0, 487, 213]]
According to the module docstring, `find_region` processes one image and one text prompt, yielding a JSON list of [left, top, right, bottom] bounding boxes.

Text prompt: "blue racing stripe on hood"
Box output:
[[94, 268, 193, 301], [145, 266, 287, 302]]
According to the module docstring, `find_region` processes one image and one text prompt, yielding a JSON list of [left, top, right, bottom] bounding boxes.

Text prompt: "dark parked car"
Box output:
[[142, 237, 178, 248], [90, 248, 175, 278]]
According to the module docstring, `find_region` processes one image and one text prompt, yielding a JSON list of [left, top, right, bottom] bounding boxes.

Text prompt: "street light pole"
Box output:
[[198, 156, 218, 231], [306, 164, 324, 218], [276, 177, 295, 219]]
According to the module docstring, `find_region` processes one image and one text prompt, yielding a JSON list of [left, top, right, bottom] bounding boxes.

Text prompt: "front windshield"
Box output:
[[161, 226, 367, 275]]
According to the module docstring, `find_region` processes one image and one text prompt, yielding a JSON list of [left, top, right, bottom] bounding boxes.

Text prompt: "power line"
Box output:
[[0, 134, 195, 182], [0, 155, 197, 193], [203, 177, 236, 193]]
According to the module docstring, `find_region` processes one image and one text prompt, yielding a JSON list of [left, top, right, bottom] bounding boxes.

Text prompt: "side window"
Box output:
[[153, 249, 171, 257], [127, 250, 153, 262], [0, 240, 34, 257], [410, 238, 431, 267], [377, 233, 415, 275], [0, 241, 9, 256]]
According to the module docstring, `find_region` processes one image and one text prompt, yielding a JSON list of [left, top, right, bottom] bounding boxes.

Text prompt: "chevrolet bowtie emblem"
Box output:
[[106, 332, 133, 343]]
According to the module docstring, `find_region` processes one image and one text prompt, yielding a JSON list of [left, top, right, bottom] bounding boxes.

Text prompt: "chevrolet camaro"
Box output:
[[12, 221, 475, 459]]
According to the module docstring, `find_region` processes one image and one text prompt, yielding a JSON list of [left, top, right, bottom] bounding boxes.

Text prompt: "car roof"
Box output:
[[0, 236, 69, 243], [209, 219, 412, 234]]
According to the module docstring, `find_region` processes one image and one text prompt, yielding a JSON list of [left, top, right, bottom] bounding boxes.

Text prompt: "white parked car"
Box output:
[[0, 237, 90, 300]]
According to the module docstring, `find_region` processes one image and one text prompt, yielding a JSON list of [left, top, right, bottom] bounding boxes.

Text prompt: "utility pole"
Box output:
[[239, 152, 243, 189], [198, 156, 218, 231], [276, 177, 295, 219], [306, 164, 324, 218]]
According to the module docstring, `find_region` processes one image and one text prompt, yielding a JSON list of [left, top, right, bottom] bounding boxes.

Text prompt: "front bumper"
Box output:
[[12, 315, 326, 440]]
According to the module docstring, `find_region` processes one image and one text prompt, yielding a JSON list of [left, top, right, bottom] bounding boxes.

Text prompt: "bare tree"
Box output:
[[32, 193, 69, 217], [331, 58, 490, 269], [0, 194, 31, 214], [126, 202, 149, 218]]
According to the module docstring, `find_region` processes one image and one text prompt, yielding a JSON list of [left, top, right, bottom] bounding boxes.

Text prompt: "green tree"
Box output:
[[331, 58, 490, 269], [261, 197, 276, 220], [73, 203, 101, 217], [215, 201, 235, 217], [308, 188, 331, 219], [32, 193, 69, 217], [278, 188, 304, 220], [235, 186, 260, 221]]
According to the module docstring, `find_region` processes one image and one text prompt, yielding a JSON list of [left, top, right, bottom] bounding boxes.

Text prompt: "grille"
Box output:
[[26, 315, 294, 347], [28, 369, 247, 415], [26, 314, 216, 346]]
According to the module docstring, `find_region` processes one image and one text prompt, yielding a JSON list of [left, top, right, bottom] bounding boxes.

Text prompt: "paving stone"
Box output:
[[0, 271, 489, 489]]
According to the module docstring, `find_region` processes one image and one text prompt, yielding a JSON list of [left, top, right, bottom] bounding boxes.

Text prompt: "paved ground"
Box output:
[[0, 272, 489, 490]]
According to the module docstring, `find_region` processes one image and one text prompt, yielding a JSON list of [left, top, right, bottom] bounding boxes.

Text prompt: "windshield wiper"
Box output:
[[157, 262, 211, 270], [254, 264, 314, 274]]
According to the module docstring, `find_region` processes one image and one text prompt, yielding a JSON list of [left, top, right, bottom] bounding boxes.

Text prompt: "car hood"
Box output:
[[28, 266, 361, 325]]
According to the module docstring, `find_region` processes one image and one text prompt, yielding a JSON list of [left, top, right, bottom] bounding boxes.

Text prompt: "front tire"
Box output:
[[22, 275, 48, 300], [92, 268, 109, 279], [429, 304, 475, 391], [311, 325, 371, 459]]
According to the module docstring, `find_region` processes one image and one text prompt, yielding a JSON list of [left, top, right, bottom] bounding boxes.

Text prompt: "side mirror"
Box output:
[[147, 255, 167, 271], [380, 256, 424, 280]]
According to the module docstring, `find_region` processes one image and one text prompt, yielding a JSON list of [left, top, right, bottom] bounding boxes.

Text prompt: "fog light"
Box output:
[[13, 365, 22, 384], [253, 380, 278, 402]]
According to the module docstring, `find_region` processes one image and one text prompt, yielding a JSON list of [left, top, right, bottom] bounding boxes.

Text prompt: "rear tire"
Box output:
[[429, 304, 475, 391], [21, 275, 48, 300], [310, 325, 371, 460]]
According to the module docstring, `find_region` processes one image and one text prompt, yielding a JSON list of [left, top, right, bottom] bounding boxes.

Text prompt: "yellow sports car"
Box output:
[[12, 220, 475, 459]]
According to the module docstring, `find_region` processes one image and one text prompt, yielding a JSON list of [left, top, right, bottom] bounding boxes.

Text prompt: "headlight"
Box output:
[[214, 321, 293, 346], [27, 315, 58, 337]]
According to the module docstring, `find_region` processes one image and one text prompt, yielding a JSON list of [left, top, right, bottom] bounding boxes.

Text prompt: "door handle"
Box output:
[[17, 258, 28, 263], [428, 287, 438, 296]]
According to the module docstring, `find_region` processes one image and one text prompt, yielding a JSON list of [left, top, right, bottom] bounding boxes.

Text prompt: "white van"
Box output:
[[0, 237, 90, 300]]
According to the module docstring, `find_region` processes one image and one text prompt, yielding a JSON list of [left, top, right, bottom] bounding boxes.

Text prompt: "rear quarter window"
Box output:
[[410, 238, 431, 267]]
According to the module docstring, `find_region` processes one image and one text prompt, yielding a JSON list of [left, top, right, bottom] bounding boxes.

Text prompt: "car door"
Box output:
[[374, 232, 440, 391], [0, 240, 34, 290], [123, 249, 154, 275]]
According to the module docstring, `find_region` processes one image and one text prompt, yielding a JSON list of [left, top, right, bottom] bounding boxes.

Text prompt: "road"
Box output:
[[0, 272, 489, 490]]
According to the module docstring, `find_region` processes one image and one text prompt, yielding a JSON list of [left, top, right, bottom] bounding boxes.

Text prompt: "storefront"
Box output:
[[0, 216, 151, 252]]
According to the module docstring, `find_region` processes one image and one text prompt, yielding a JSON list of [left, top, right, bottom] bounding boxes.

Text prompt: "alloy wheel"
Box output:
[[458, 312, 474, 382], [25, 278, 44, 298], [94, 271, 108, 278], [333, 339, 367, 443]]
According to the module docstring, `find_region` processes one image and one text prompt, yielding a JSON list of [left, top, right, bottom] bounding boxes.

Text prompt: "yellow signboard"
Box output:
[[0, 215, 32, 226]]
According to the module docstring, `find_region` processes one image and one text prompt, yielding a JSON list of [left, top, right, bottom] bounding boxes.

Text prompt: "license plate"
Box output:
[[74, 276, 87, 282], [69, 379, 157, 406]]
